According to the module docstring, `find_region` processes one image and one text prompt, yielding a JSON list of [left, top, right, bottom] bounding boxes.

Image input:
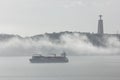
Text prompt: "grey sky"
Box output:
[[0, 0, 120, 36]]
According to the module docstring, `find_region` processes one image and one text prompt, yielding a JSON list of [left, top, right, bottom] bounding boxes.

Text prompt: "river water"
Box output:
[[0, 56, 120, 80]]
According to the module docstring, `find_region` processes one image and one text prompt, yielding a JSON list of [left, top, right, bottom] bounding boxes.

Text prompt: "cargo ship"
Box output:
[[29, 52, 69, 63]]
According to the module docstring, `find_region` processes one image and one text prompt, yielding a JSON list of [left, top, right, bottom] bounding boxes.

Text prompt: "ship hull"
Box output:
[[29, 57, 68, 63]]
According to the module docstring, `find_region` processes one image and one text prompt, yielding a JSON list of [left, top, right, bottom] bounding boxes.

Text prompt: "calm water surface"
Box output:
[[0, 56, 120, 80]]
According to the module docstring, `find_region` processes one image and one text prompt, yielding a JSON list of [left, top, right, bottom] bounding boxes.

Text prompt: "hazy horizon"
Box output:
[[0, 0, 120, 36]]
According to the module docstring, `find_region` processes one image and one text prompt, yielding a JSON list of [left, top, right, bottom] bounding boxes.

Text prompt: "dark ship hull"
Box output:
[[29, 52, 69, 63], [29, 57, 68, 63]]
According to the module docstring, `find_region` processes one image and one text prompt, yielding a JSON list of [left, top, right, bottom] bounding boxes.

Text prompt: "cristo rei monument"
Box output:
[[98, 15, 104, 34]]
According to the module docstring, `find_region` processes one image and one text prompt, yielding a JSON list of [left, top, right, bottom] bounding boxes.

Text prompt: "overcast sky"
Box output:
[[0, 0, 120, 36]]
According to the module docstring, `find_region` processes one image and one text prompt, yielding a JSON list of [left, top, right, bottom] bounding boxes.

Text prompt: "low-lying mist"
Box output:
[[0, 33, 120, 56]]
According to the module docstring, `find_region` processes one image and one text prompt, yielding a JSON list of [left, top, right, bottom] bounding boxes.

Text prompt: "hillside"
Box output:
[[0, 32, 120, 56]]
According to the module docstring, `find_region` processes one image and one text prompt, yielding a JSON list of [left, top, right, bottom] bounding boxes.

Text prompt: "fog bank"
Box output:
[[0, 33, 120, 56]]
